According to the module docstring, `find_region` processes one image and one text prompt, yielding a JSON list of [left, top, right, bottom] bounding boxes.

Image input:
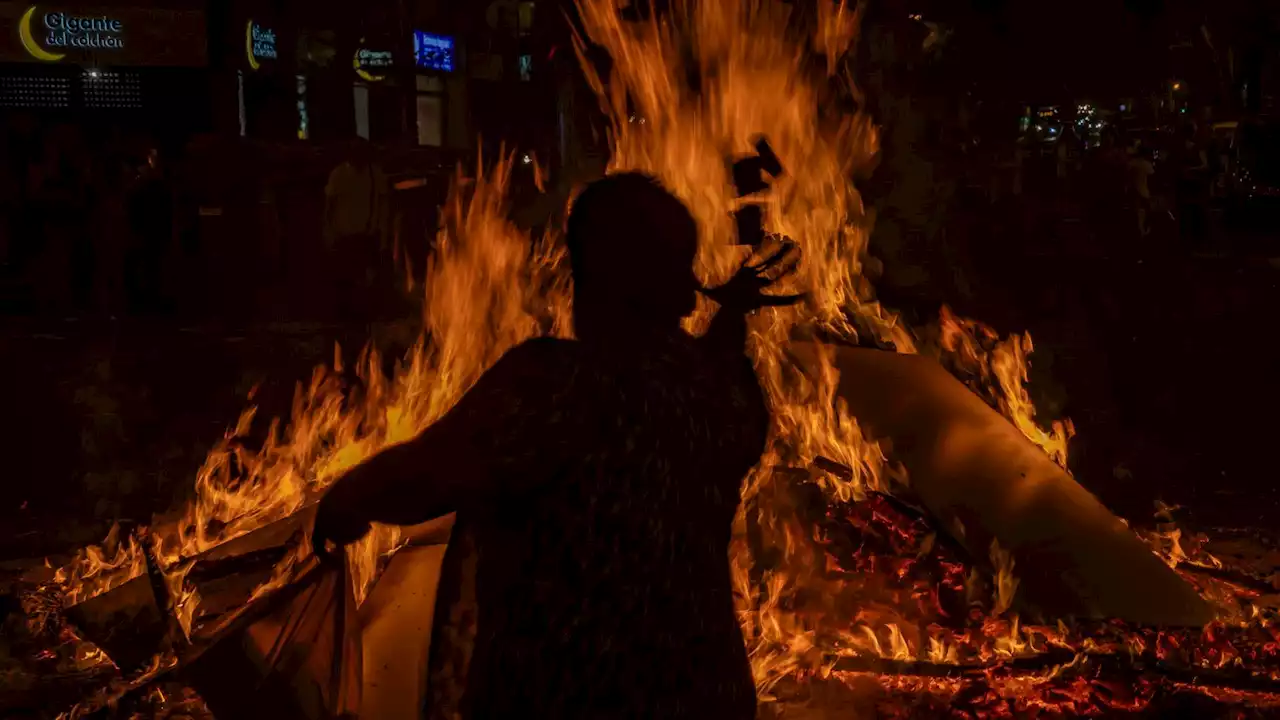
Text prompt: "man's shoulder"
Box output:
[[474, 337, 579, 398]]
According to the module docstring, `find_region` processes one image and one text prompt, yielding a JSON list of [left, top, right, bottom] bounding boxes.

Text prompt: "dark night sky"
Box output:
[[926, 0, 1278, 103], [589, 0, 1267, 104], [923, 0, 1180, 102]]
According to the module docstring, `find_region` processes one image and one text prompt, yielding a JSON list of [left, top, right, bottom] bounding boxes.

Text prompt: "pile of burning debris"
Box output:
[[3, 0, 1280, 718], [2, 345, 1277, 719], [2, 481, 1279, 720]]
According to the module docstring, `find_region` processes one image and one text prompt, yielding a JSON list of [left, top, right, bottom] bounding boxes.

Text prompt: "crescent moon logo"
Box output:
[[19, 6, 65, 62], [245, 21, 260, 71], [354, 50, 384, 82]]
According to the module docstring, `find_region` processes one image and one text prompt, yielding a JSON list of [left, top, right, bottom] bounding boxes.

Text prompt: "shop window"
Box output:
[[354, 83, 371, 140], [417, 94, 443, 147], [519, 54, 532, 81], [416, 75, 444, 147], [237, 70, 247, 136], [518, 2, 535, 36], [486, 1, 534, 39]]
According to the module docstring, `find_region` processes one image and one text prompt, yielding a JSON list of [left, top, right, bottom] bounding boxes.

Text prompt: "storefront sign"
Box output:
[[354, 47, 392, 82], [2, 4, 207, 66], [412, 30, 453, 73], [42, 10, 122, 48], [20, 6, 122, 60], [246, 20, 276, 70]]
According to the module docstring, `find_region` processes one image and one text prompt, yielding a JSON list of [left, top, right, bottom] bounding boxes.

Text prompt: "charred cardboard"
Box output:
[[789, 342, 1214, 627], [182, 515, 451, 719], [63, 571, 170, 672], [360, 543, 450, 719], [397, 514, 455, 547], [184, 561, 361, 720], [189, 560, 286, 623], [186, 512, 315, 624]]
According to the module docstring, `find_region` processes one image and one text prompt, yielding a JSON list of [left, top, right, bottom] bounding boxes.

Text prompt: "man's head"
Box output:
[[565, 172, 700, 339]]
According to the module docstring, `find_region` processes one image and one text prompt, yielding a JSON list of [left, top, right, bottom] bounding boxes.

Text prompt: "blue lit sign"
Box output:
[[413, 30, 453, 72]]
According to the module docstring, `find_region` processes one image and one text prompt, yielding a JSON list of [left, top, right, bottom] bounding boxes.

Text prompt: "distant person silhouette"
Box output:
[[323, 137, 389, 321], [312, 172, 799, 719], [1128, 145, 1155, 238]]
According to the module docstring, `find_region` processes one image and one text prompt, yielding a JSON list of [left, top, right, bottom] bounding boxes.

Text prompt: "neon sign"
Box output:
[[355, 47, 393, 82], [19, 6, 124, 61], [44, 10, 123, 49], [246, 20, 276, 71], [413, 30, 453, 72]]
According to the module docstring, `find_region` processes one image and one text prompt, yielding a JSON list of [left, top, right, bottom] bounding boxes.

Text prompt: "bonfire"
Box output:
[[8, 1, 1279, 718]]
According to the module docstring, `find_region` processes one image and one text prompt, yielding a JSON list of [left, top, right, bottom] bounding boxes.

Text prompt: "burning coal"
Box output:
[[18, 1, 1279, 718]]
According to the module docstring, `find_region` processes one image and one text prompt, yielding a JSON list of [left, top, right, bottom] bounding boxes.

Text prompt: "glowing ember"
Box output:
[[36, 0, 1279, 717]]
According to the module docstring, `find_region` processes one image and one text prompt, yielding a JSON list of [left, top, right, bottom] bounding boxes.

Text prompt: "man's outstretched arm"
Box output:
[[312, 339, 576, 550], [700, 243, 802, 359]]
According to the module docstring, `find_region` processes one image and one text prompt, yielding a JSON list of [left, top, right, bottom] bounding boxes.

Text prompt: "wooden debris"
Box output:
[[187, 544, 296, 624], [58, 513, 312, 679], [189, 507, 315, 565], [63, 571, 169, 673], [186, 511, 314, 624], [0, 666, 117, 717]]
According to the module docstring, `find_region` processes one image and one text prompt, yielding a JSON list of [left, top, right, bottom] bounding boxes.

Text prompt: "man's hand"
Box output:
[[310, 478, 373, 564], [701, 241, 804, 313]]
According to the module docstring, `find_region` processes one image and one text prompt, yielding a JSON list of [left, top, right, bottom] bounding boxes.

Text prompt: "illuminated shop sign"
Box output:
[[4, 4, 207, 66], [20, 5, 123, 61], [413, 30, 453, 72], [354, 46, 392, 81], [43, 10, 122, 47], [246, 20, 276, 70]]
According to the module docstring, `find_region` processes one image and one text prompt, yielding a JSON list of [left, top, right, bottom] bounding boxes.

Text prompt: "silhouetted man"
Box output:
[[323, 137, 389, 321], [125, 146, 172, 314], [312, 172, 798, 718], [1174, 123, 1209, 252]]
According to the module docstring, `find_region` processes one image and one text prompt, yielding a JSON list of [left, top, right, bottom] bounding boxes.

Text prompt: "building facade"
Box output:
[[0, 0, 211, 148], [0, 0, 621, 173]]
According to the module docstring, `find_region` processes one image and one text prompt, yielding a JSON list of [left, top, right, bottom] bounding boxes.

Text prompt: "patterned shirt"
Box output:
[[401, 330, 768, 719]]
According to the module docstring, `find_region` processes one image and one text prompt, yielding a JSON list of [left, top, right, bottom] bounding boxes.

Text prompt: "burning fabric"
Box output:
[[4, 0, 1279, 718]]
